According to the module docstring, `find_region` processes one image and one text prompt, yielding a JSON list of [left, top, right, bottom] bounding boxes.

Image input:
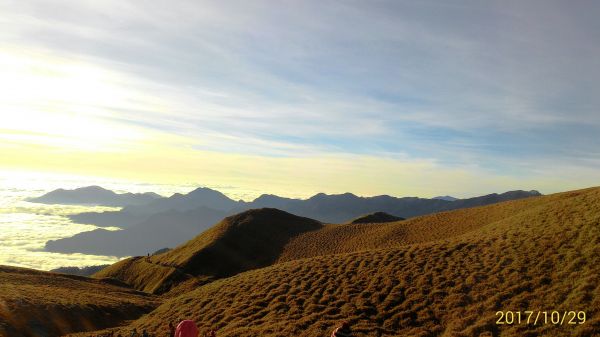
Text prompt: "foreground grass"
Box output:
[[0, 266, 159, 337]]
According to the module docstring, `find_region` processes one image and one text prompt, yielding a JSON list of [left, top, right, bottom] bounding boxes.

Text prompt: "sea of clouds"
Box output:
[[0, 170, 259, 271]]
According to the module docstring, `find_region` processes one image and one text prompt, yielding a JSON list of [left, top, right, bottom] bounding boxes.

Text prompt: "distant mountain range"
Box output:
[[41, 186, 542, 257], [28, 185, 163, 207], [50, 265, 110, 277]]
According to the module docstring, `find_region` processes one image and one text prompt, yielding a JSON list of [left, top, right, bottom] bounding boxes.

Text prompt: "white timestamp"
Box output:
[[496, 311, 586, 325]]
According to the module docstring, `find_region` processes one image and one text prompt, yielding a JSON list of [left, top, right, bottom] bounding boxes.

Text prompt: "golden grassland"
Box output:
[[0, 266, 159, 337], [99, 190, 574, 295], [90, 187, 600, 336]]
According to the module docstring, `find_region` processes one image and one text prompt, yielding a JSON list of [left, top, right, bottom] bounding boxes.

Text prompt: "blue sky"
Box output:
[[1, 0, 599, 198]]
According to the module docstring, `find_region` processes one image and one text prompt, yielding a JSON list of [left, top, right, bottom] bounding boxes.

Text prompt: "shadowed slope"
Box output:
[[114, 187, 599, 337], [349, 211, 404, 224], [96, 208, 323, 294], [0, 266, 158, 337]]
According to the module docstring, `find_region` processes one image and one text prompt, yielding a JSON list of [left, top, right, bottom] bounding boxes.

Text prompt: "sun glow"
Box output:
[[0, 48, 143, 152]]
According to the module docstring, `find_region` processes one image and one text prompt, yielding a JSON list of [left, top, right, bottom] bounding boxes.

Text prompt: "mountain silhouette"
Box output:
[[255, 190, 542, 222], [45, 206, 228, 256], [28, 186, 162, 207], [69, 187, 541, 226], [123, 187, 239, 215], [55, 188, 541, 256], [349, 211, 404, 224], [432, 195, 459, 201]]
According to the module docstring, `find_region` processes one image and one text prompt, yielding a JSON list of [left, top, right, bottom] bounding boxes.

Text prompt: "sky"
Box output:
[[1, 0, 600, 199]]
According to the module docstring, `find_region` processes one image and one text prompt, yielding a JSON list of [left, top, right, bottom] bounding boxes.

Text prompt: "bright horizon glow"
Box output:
[[1, 1, 600, 198]]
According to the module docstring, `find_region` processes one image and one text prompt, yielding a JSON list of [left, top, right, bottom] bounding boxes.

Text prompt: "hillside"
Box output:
[[98, 191, 548, 295], [95, 208, 323, 294], [106, 187, 598, 336], [0, 266, 158, 337]]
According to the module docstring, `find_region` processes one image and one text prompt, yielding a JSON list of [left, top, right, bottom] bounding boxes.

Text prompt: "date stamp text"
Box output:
[[496, 311, 586, 325]]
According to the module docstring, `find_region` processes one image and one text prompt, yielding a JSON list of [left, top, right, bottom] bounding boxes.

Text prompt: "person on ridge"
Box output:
[[331, 321, 352, 337], [130, 328, 139, 337], [175, 320, 199, 337], [142, 329, 149, 337]]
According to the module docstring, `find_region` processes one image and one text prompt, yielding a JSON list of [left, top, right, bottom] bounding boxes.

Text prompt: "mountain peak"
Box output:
[[188, 187, 226, 196], [135, 208, 323, 290], [253, 194, 285, 202], [433, 195, 459, 201], [222, 208, 320, 230], [349, 211, 404, 224], [308, 192, 358, 200], [28, 186, 160, 207]]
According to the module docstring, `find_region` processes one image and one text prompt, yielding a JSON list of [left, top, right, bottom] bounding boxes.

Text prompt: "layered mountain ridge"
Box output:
[[43, 187, 541, 257]]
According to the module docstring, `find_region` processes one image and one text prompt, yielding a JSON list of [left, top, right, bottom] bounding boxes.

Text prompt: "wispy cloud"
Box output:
[[1, 0, 599, 195]]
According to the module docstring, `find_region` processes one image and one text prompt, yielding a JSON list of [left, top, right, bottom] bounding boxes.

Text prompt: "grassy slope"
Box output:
[[113, 187, 599, 337], [98, 196, 548, 295], [95, 208, 323, 294], [95, 193, 564, 296], [0, 266, 159, 337], [276, 192, 557, 263]]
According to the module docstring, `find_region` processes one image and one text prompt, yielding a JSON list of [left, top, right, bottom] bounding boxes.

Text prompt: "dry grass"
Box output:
[[106, 187, 600, 336], [98, 197, 542, 295], [0, 266, 158, 337], [276, 189, 561, 262]]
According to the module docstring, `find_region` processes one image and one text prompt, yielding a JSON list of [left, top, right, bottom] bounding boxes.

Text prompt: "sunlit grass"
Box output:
[[104, 188, 600, 337]]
